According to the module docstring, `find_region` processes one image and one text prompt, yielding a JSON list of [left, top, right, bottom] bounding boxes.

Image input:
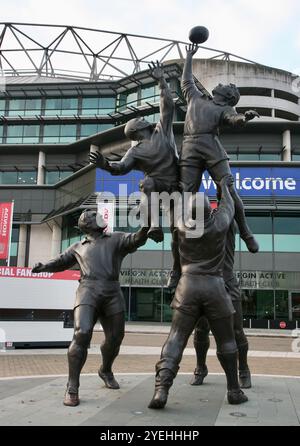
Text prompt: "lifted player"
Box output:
[[179, 43, 259, 258], [89, 61, 180, 287]]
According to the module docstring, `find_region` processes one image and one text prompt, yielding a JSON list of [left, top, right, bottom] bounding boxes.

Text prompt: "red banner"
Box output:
[[0, 266, 81, 280], [0, 202, 14, 261]]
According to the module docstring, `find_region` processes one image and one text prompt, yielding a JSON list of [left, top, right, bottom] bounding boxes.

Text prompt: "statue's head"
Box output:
[[188, 194, 212, 224], [124, 117, 154, 141], [212, 83, 240, 106], [78, 209, 107, 234]]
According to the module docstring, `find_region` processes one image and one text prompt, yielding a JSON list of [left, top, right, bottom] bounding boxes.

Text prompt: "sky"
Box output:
[[0, 0, 300, 74]]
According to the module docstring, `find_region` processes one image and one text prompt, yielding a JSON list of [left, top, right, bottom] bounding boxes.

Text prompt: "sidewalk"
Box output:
[[108, 321, 298, 337], [1, 325, 299, 426], [0, 374, 299, 426]]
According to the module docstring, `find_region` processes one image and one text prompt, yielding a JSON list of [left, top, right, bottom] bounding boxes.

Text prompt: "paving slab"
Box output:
[[0, 374, 299, 426]]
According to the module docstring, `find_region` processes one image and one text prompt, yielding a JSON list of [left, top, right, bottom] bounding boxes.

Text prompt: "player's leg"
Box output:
[[167, 198, 182, 288], [209, 316, 248, 405], [140, 177, 164, 242], [233, 300, 251, 388], [98, 311, 125, 389], [190, 316, 210, 385], [149, 309, 197, 409], [65, 304, 98, 406], [209, 159, 259, 253]]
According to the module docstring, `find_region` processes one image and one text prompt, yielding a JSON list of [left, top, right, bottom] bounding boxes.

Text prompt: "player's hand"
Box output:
[[89, 150, 108, 169], [148, 61, 164, 80], [244, 110, 260, 121], [185, 43, 199, 56], [220, 174, 235, 189], [32, 262, 45, 273]]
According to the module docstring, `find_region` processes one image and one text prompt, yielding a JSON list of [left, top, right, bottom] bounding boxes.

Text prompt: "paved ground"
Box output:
[[0, 374, 299, 426], [0, 325, 299, 426]]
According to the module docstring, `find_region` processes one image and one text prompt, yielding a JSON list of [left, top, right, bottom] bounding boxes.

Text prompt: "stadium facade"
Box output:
[[0, 24, 300, 329]]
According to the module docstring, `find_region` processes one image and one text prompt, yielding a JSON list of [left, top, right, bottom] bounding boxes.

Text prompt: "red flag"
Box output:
[[0, 202, 14, 261]]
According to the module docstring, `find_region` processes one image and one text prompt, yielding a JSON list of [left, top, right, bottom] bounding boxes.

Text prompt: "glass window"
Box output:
[[43, 124, 77, 143], [17, 171, 37, 184], [59, 171, 73, 181], [45, 98, 78, 116], [275, 291, 289, 319], [0, 171, 18, 184], [274, 216, 300, 234], [242, 289, 274, 320], [6, 125, 40, 143], [291, 292, 300, 321], [81, 97, 98, 115], [228, 153, 238, 160], [45, 170, 73, 184], [80, 123, 113, 138], [81, 123, 99, 137], [44, 124, 59, 141], [259, 153, 281, 161], [129, 287, 162, 322], [238, 153, 260, 160], [81, 97, 115, 115], [45, 171, 60, 184], [0, 99, 6, 115], [246, 215, 272, 234], [8, 99, 41, 116], [45, 98, 61, 115], [7, 125, 23, 138], [274, 235, 300, 252], [24, 99, 41, 116], [239, 234, 273, 252], [292, 154, 300, 161], [141, 85, 159, 105], [8, 99, 26, 116], [0, 125, 3, 142], [60, 98, 78, 116], [99, 97, 115, 114], [23, 125, 40, 143], [60, 124, 77, 142], [125, 90, 138, 108]]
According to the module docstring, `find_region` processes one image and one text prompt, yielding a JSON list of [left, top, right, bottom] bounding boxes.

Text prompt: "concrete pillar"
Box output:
[[282, 130, 292, 162], [17, 224, 27, 267], [51, 221, 62, 259], [37, 151, 46, 185]]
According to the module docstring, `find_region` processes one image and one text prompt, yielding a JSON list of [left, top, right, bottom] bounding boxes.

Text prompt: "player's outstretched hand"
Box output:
[[89, 150, 108, 169], [32, 262, 45, 273], [220, 174, 235, 189], [185, 43, 199, 56], [148, 61, 164, 80], [244, 110, 260, 121]]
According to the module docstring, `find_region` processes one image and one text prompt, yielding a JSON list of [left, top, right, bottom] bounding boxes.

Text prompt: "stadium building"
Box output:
[[1, 23, 300, 330]]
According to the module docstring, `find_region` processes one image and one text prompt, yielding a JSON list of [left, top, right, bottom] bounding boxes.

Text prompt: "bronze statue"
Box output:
[[89, 62, 181, 288], [32, 210, 151, 407], [191, 207, 251, 388], [148, 176, 248, 409], [178, 44, 259, 282]]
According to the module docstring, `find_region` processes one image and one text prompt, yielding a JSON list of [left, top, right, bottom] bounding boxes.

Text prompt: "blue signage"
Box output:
[[96, 167, 300, 197]]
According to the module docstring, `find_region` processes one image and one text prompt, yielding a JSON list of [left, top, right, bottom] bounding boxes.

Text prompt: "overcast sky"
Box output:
[[0, 0, 299, 74]]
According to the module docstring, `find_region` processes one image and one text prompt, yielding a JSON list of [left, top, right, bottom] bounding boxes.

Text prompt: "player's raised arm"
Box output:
[[148, 61, 174, 136], [181, 44, 202, 101]]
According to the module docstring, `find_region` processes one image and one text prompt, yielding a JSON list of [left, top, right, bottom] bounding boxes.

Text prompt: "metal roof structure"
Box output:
[[0, 22, 263, 82]]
